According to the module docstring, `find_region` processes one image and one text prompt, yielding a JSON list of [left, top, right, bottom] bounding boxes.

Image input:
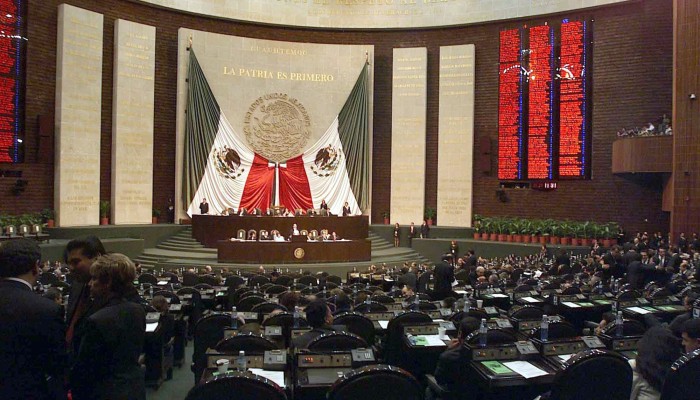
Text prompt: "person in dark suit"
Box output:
[[69, 253, 146, 400], [0, 239, 67, 400], [408, 222, 417, 246], [342, 201, 351, 216], [432, 317, 480, 393], [420, 219, 430, 239], [397, 265, 417, 291], [432, 261, 455, 300], [393, 223, 400, 247], [64, 236, 107, 355], [199, 198, 209, 214], [291, 299, 336, 349], [465, 250, 477, 268]]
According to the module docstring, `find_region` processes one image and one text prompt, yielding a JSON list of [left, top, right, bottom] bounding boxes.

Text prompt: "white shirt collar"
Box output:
[[4, 277, 33, 290]]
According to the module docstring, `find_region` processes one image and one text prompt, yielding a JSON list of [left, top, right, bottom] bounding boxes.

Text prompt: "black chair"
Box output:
[[508, 305, 545, 320], [383, 311, 432, 365], [514, 284, 533, 292], [354, 301, 388, 313], [450, 309, 488, 323], [548, 349, 632, 400], [333, 312, 376, 346], [265, 284, 288, 295], [191, 314, 231, 384], [465, 328, 518, 346], [262, 312, 309, 348], [249, 275, 270, 288], [298, 275, 318, 286], [195, 283, 214, 291], [182, 272, 199, 287], [407, 301, 438, 312], [225, 275, 246, 288], [660, 348, 700, 400], [215, 333, 277, 353], [327, 364, 422, 400], [372, 294, 395, 304], [601, 319, 646, 336], [139, 273, 159, 285], [185, 372, 287, 400], [162, 272, 180, 284], [530, 321, 578, 340], [617, 289, 641, 301], [276, 275, 293, 287], [561, 286, 582, 295], [454, 269, 469, 283], [229, 287, 252, 307], [237, 296, 266, 312], [326, 275, 342, 285], [307, 332, 368, 351]]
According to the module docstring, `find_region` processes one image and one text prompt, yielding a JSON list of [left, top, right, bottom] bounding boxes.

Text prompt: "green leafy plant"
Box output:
[[152, 208, 161, 218], [424, 207, 436, 220], [99, 201, 110, 218]]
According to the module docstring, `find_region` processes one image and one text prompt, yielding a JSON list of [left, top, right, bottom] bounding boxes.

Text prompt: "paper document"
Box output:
[[454, 290, 467, 295], [558, 354, 574, 362], [157, 281, 169, 285], [490, 293, 508, 298], [627, 307, 652, 315], [521, 296, 540, 303], [146, 323, 159, 333], [250, 369, 286, 388], [561, 302, 581, 308], [503, 361, 548, 379], [419, 335, 447, 347], [378, 320, 389, 329]]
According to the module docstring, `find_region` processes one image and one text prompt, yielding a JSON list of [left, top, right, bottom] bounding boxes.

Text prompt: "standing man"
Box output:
[[432, 260, 455, 301], [408, 222, 417, 247], [64, 236, 106, 355], [0, 239, 66, 400], [420, 219, 430, 239], [199, 198, 209, 214]]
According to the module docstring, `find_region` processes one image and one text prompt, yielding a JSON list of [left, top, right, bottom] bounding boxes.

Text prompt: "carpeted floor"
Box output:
[[146, 342, 194, 400]]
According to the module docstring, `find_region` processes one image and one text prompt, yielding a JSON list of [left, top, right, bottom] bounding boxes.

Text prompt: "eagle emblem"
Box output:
[[213, 146, 245, 179], [310, 144, 342, 177]]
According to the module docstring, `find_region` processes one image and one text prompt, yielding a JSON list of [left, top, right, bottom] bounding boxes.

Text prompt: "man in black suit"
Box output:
[[432, 261, 455, 301], [291, 299, 336, 349], [0, 239, 66, 400], [199, 198, 209, 214], [431, 317, 480, 395], [465, 250, 477, 268], [397, 265, 417, 291], [64, 236, 106, 354]]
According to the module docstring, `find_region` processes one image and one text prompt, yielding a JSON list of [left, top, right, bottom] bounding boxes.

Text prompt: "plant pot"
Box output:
[[383, 217, 389, 225], [560, 237, 571, 245], [603, 239, 614, 248], [46, 219, 55, 228], [100, 217, 109, 225], [473, 233, 481, 240], [570, 238, 579, 246], [489, 233, 497, 241], [550, 236, 560, 245], [514, 234, 523, 243], [581, 238, 591, 247], [498, 234, 507, 242], [152, 217, 159, 224], [523, 235, 532, 243], [427, 218, 434, 226], [539, 236, 548, 245], [481, 233, 489, 241]]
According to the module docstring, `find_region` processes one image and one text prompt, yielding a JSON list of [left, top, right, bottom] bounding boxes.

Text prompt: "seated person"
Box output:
[[247, 230, 257, 241], [432, 317, 480, 391], [150, 295, 175, 345], [238, 208, 248, 216], [342, 201, 351, 217], [681, 319, 700, 354], [272, 230, 286, 242], [282, 208, 294, 217], [330, 232, 340, 241], [320, 230, 331, 241], [291, 298, 336, 349], [401, 285, 415, 301], [629, 326, 681, 400], [330, 289, 353, 314], [290, 223, 300, 237], [259, 230, 270, 241]]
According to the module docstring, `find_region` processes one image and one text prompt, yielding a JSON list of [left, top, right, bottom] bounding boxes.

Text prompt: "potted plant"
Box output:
[[506, 218, 517, 242], [559, 220, 572, 246], [494, 217, 507, 242], [481, 217, 492, 240], [381, 211, 390, 225], [152, 208, 161, 224], [540, 219, 553, 245], [424, 207, 436, 226], [602, 222, 618, 248], [580, 221, 592, 246], [472, 214, 482, 240], [520, 219, 533, 243], [99, 200, 110, 225], [41, 208, 55, 228]]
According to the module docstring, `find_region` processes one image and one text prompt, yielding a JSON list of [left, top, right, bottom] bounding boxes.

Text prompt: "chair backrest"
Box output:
[[225, 275, 246, 288], [307, 331, 368, 351], [326, 275, 342, 285], [237, 229, 246, 240], [508, 305, 545, 320], [514, 284, 533, 293], [551, 349, 632, 400], [193, 314, 231, 382], [300, 229, 308, 236], [530, 321, 578, 340], [384, 311, 432, 364], [262, 312, 309, 347], [333, 312, 376, 346], [214, 333, 277, 353], [249, 275, 270, 287], [237, 295, 266, 312], [407, 301, 438, 312], [182, 272, 199, 286], [154, 290, 181, 304], [561, 286, 582, 295], [251, 302, 287, 315], [31, 224, 42, 234], [450, 309, 489, 323], [660, 348, 700, 400], [4, 225, 16, 236], [264, 284, 288, 295], [327, 365, 422, 400], [185, 372, 287, 400], [372, 294, 395, 304], [354, 301, 389, 313], [138, 273, 158, 285], [601, 319, 646, 336], [617, 289, 641, 301], [18, 224, 29, 235], [195, 283, 214, 291], [276, 275, 293, 287], [298, 275, 318, 286]]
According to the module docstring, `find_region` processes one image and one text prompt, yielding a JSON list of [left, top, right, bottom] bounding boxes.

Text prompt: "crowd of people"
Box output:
[[1, 228, 699, 400]]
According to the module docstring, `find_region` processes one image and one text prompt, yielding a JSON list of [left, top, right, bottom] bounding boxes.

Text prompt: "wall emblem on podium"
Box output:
[[294, 247, 305, 259], [213, 146, 245, 179], [244, 93, 311, 163], [310, 144, 342, 177]]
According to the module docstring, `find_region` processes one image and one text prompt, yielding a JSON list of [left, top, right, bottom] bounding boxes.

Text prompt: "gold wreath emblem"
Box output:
[[293, 247, 305, 259]]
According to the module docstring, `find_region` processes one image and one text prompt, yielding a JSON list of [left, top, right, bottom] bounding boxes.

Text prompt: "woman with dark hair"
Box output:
[[69, 254, 146, 400], [393, 223, 400, 247], [630, 326, 682, 400]]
